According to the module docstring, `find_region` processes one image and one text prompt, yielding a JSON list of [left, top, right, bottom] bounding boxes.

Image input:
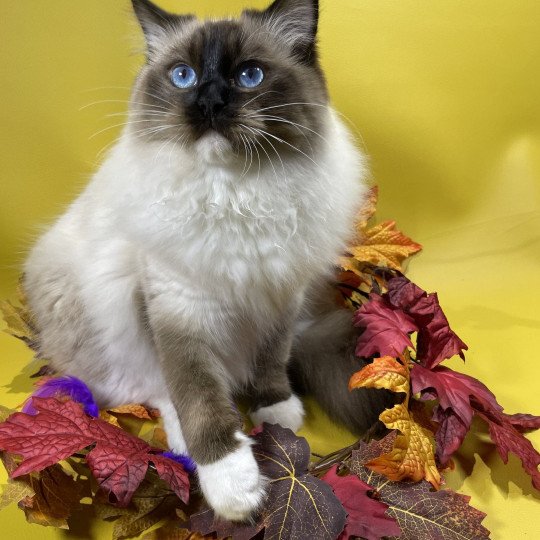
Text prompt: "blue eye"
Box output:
[[170, 64, 197, 89], [236, 64, 264, 88]]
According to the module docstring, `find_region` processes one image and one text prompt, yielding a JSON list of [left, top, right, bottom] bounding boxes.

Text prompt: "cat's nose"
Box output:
[[197, 81, 228, 122]]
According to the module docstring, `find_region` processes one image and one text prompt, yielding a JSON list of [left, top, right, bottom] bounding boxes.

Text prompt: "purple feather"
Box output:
[[22, 376, 99, 417], [161, 451, 196, 474]]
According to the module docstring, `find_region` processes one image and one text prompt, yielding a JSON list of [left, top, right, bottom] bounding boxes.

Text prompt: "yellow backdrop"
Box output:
[[1, 0, 539, 538]]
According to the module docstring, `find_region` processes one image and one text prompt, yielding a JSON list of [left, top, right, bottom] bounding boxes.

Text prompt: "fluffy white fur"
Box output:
[[250, 394, 305, 432], [24, 107, 366, 518], [197, 432, 267, 521]]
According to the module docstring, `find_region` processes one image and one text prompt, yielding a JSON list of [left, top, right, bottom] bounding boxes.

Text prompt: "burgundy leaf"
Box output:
[[507, 413, 540, 432], [432, 406, 469, 466], [386, 276, 468, 367], [354, 295, 418, 358], [476, 408, 540, 490], [322, 465, 401, 540], [0, 398, 190, 506], [411, 364, 495, 429], [411, 364, 540, 488]]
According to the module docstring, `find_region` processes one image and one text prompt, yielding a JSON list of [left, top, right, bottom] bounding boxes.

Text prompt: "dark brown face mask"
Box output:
[[130, 0, 328, 155]]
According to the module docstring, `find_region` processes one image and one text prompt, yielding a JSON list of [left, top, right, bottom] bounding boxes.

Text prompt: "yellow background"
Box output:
[[1, 0, 539, 538]]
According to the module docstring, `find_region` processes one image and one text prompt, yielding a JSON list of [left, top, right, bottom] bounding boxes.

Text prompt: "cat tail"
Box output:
[[289, 282, 396, 436]]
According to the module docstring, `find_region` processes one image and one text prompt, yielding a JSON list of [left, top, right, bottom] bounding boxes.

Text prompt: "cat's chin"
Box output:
[[195, 130, 234, 165]]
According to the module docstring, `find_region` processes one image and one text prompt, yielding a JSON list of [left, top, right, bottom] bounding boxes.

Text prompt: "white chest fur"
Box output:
[[83, 109, 366, 313]]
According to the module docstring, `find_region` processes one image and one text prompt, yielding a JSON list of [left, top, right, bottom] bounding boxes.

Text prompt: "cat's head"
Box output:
[[129, 0, 328, 160]]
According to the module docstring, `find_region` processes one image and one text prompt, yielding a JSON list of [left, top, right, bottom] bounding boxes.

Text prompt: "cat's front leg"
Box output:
[[146, 298, 266, 520], [248, 311, 305, 432]]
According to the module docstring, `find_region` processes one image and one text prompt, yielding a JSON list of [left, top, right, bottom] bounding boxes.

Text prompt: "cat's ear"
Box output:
[[131, 0, 190, 53], [262, 0, 319, 61]]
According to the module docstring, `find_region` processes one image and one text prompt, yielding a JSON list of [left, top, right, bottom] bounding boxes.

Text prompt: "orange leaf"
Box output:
[[349, 220, 422, 271], [356, 186, 379, 231], [107, 404, 159, 420], [368, 405, 440, 487], [349, 356, 409, 394], [99, 410, 121, 428], [349, 357, 441, 488]]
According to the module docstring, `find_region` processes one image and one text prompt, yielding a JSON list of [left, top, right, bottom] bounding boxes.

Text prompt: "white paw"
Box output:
[[250, 394, 304, 432], [197, 432, 267, 521]]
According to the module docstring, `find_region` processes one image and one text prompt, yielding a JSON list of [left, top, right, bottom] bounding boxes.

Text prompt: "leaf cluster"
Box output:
[[0, 187, 538, 539]]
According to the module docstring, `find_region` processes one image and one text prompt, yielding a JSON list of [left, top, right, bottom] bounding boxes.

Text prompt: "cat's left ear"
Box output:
[[261, 0, 320, 61], [131, 0, 192, 54]]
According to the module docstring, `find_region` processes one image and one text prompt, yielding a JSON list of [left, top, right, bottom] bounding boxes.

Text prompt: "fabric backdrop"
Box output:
[[1, 1, 539, 538]]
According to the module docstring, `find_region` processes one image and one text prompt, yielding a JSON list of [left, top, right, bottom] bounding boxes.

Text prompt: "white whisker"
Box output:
[[79, 100, 169, 112]]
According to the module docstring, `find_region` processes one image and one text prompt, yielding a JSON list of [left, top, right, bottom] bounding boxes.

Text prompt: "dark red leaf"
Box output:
[[431, 406, 469, 466], [411, 364, 540, 488], [354, 295, 418, 358], [476, 408, 540, 490], [507, 413, 540, 432], [386, 277, 468, 367], [322, 465, 401, 540], [0, 398, 190, 506]]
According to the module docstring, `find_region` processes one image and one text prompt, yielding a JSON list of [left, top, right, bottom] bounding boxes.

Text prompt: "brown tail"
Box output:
[[290, 282, 395, 436]]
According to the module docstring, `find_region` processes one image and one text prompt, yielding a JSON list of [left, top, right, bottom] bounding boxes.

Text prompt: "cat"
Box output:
[[23, 0, 391, 521]]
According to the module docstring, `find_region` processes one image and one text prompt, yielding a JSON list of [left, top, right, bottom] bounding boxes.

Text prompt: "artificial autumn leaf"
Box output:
[[354, 296, 418, 358], [348, 356, 409, 395], [350, 357, 441, 488], [107, 404, 161, 421], [347, 220, 422, 272], [349, 448, 490, 540], [146, 427, 169, 449], [100, 410, 121, 428], [386, 276, 468, 367], [143, 524, 211, 540], [0, 397, 189, 507], [411, 364, 540, 488], [507, 413, 540, 431], [335, 269, 370, 308], [190, 424, 347, 540], [0, 282, 39, 351], [0, 481, 35, 510], [374, 404, 440, 488], [254, 423, 347, 539], [336, 264, 393, 310], [0, 448, 83, 529], [357, 186, 379, 231], [18, 465, 83, 529], [189, 507, 263, 540], [95, 478, 186, 540], [0, 405, 14, 423], [321, 465, 401, 540]]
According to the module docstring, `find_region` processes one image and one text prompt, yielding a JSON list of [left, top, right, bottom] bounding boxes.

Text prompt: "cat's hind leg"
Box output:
[[247, 308, 305, 432]]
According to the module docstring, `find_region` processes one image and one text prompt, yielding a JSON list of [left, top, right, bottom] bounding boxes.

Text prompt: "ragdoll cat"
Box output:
[[24, 0, 391, 520]]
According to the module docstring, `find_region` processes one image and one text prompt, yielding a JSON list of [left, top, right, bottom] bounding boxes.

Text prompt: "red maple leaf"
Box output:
[[322, 465, 401, 540], [0, 398, 190, 506], [354, 295, 418, 358], [411, 364, 540, 489], [386, 276, 468, 367]]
